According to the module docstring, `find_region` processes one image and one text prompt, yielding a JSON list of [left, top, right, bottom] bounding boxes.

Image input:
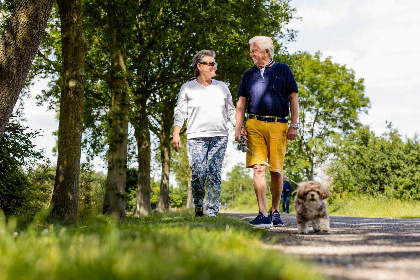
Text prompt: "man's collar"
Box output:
[[258, 59, 275, 69]]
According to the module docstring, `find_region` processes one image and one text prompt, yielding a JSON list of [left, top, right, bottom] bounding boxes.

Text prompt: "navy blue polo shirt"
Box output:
[[237, 62, 298, 117]]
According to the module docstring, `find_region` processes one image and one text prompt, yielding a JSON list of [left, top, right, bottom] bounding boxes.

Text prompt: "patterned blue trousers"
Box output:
[[187, 136, 228, 216]]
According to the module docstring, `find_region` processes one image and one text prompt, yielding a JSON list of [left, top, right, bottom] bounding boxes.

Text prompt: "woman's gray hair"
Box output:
[[249, 36, 274, 59], [191, 50, 216, 77]]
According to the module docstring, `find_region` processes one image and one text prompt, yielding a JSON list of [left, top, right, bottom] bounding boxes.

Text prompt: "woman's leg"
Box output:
[[187, 138, 209, 210], [205, 136, 228, 216]]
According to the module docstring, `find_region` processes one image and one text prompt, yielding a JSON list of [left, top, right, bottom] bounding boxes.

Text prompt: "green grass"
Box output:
[[329, 196, 420, 218], [229, 196, 420, 219], [0, 211, 326, 280]]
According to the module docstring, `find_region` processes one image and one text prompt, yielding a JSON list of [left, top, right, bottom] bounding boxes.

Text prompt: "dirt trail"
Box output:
[[229, 213, 420, 280]]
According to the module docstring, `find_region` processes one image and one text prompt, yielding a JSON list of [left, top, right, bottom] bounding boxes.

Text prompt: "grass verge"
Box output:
[[329, 196, 420, 218], [0, 211, 326, 280], [228, 196, 420, 218]]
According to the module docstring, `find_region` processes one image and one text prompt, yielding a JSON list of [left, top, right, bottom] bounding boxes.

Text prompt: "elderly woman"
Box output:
[[173, 50, 236, 217]]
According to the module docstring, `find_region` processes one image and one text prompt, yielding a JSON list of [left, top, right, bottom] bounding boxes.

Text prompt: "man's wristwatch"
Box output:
[[290, 124, 299, 130]]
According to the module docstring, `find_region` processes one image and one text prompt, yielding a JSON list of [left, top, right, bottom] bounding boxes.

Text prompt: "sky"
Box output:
[[22, 0, 420, 174], [286, 0, 420, 138]]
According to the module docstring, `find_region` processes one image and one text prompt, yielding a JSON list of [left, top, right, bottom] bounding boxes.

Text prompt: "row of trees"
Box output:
[[3, 1, 416, 224], [1, 0, 298, 223], [3, 119, 417, 219], [328, 125, 420, 200]]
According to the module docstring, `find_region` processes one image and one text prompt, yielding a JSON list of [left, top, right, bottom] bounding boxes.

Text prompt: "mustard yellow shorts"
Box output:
[[245, 118, 288, 172]]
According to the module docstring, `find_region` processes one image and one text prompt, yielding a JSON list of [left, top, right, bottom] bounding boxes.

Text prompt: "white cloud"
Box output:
[[291, 0, 352, 30], [287, 0, 420, 138]]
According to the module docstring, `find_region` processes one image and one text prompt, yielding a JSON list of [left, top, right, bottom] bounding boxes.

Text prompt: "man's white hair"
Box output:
[[249, 36, 274, 58]]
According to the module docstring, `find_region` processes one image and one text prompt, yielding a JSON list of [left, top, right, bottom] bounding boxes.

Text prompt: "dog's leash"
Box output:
[[230, 119, 300, 185], [236, 138, 300, 185]]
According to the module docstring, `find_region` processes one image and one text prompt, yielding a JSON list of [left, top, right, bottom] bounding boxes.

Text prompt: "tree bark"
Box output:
[[0, 0, 55, 138], [156, 100, 173, 212], [102, 48, 129, 219], [48, 0, 85, 225], [102, 1, 129, 219], [134, 96, 151, 217]]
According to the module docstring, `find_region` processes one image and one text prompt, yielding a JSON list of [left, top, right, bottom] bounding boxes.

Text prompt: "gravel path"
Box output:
[[229, 213, 420, 280]]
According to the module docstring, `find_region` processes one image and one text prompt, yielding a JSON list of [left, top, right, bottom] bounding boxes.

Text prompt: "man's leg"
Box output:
[[253, 164, 268, 217], [270, 172, 283, 212], [285, 194, 290, 213]]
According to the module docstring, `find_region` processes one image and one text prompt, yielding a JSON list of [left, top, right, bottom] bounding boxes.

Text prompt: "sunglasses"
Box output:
[[199, 61, 218, 67]]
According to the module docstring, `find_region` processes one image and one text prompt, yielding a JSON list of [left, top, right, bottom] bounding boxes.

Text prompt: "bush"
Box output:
[[0, 117, 45, 216]]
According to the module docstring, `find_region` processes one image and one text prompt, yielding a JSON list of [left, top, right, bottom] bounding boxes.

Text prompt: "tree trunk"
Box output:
[[48, 0, 85, 225], [102, 2, 129, 219], [102, 48, 129, 219], [0, 0, 55, 138], [156, 102, 173, 212], [134, 98, 151, 216]]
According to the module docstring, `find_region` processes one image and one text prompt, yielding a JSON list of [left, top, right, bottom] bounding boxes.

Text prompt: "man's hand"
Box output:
[[235, 127, 248, 142], [287, 126, 298, 140], [287, 92, 299, 141], [235, 97, 247, 142]]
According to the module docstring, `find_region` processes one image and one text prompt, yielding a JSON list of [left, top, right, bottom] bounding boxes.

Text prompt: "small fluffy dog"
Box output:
[[294, 181, 330, 234]]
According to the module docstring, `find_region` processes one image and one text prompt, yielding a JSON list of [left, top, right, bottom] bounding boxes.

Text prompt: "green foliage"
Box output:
[[169, 186, 188, 208], [150, 179, 161, 209], [221, 164, 275, 210], [125, 170, 186, 210], [78, 163, 106, 217], [0, 212, 325, 280], [24, 164, 55, 211], [327, 125, 420, 200], [221, 164, 253, 208], [170, 130, 190, 196], [281, 51, 370, 181], [124, 168, 138, 212], [0, 116, 45, 216]]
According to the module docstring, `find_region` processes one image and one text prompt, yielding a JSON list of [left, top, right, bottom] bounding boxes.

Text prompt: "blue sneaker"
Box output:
[[270, 210, 285, 226], [249, 212, 273, 228]]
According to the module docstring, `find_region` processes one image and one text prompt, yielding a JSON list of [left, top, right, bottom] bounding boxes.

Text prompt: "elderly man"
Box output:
[[235, 36, 299, 227]]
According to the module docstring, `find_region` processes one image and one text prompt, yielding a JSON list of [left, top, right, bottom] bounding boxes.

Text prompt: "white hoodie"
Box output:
[[173, 79, 236, 139]]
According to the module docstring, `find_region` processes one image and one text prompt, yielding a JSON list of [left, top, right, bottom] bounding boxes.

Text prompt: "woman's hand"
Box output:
[[173, 126, 182, 152]]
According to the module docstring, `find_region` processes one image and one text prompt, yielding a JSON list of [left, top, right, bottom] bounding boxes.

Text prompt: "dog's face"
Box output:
[[296, 181, 330, 204]]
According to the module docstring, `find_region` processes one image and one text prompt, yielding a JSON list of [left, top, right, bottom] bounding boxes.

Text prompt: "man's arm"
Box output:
[[235, 96, 248, 141], [287, 92, 299, 141]]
